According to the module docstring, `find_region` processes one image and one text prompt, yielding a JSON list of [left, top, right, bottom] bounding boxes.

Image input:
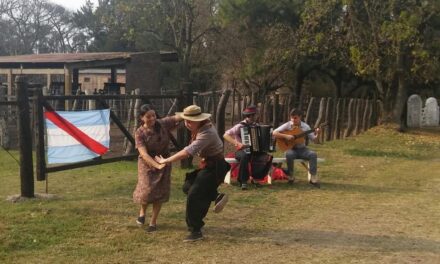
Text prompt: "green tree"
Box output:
[[343, 0, 440, 125], [218, 0, 302, 103]]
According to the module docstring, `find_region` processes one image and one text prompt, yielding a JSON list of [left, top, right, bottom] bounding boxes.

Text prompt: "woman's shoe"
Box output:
[[146, 225, 157, 233], [136, 215, 145, 225]]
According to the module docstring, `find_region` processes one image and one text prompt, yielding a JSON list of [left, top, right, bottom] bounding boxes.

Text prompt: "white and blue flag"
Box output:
[[45, 109, 110, 164]]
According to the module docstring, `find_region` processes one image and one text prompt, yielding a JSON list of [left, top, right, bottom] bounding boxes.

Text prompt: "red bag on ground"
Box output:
[[270, 166, 289, 181], [225, 153, 288, 183]]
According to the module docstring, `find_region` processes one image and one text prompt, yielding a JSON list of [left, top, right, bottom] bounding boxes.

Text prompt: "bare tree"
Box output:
[[0, 0, 84, 54]]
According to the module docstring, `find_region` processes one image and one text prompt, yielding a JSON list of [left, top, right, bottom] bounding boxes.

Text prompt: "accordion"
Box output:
[[240, 125, 275, 153]]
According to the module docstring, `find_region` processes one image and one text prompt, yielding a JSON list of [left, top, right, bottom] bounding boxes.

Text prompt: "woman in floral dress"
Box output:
[[133, 104, 182, 232]]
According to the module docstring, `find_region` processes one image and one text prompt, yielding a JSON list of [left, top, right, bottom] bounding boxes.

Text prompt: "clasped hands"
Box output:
[[155, 155, 167, 165]]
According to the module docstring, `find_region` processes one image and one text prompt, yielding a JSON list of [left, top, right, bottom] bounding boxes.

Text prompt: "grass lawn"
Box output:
[[0, 125, 439, 263]]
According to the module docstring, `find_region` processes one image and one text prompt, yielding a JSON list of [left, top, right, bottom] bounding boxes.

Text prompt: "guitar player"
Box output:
[[272, 108, 321, 188]]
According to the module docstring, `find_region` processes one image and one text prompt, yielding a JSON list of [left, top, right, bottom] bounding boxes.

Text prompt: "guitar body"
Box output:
[[275, 123, 327, 152], [276, 127, 306, 152]]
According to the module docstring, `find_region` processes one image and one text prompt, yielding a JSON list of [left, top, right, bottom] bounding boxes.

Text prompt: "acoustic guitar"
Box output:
[[276, 123, 328, 152]]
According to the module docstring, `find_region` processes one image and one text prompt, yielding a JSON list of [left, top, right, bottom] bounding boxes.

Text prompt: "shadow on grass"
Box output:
[[313, 182, 416, 194], [343, 148, 436, 160], [252, 181, 416, 194], [209, 227, 440, 253], [124, 222, 188, 232]]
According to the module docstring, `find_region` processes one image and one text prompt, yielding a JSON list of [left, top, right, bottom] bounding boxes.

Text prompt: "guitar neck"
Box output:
[[295, 129, 314, 139]]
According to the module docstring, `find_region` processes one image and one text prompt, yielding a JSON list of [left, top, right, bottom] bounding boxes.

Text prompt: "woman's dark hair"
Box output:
[[138, 104, 162, 135], [289, 108, 303, 117]]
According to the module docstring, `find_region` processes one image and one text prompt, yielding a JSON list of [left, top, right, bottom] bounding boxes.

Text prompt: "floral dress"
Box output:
[[133, 116, 178, 204]]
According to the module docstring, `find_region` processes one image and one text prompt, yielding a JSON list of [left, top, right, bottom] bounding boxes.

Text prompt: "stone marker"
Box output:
[[422, 97, 439, 127], [407, 94, 422, 128]]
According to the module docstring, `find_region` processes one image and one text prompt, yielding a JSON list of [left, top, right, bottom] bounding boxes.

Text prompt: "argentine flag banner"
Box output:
[[45, 109, 110, 164]]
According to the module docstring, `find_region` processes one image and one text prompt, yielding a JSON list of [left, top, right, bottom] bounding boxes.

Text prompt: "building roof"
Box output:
[[0, 51, 178, 69]]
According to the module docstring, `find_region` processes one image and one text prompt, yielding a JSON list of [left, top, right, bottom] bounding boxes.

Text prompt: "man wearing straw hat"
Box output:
[[156, 105, 230, 242]]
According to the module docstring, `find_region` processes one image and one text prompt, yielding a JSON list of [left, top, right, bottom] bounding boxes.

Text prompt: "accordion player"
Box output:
[[240, 125, 275, 153]]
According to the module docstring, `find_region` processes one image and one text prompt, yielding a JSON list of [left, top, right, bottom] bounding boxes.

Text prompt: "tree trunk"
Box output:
[[216, 89, 232, 140], [354, 99, 361, 135], [251, 92, 257, 106], [393, 73, 408, 130], [294, 64, 307, 109]]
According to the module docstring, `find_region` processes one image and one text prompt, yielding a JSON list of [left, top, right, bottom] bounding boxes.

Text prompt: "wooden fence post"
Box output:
[[333, 98, 341, 140], [35, 89, 47, 181], [305, 97, 315, 124], [212, 91, 218, 121], [273, 93, 279, 128], [361, 99, 369, 132], [340, 98, 347, 138], [127, 88, 141, 154], [286, 94, 292, 121], [325, 97, 332, 141], [241, 94, 246, 120], [16, 76, 34, 198], [314, 97, 326, 129], [367, 100, 374, 129], [86, 89, 96, 110], [315, 98, 326, 143], [124, 90, 135, 155], [231, 88, 235, 125], [354, 99, 362, 135], [344, 98, 355, 138]]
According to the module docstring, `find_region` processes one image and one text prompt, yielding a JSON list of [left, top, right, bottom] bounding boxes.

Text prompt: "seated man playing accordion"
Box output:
[[223, 105, 273, 190]]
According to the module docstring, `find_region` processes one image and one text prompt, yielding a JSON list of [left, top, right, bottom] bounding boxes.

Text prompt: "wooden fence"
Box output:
[[196, 89, 382, 144], [1, 78, 381, 198], [0, 76, 191, 197]]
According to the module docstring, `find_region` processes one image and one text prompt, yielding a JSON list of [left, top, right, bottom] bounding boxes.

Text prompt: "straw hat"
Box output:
[[176, 105, 211, 121]]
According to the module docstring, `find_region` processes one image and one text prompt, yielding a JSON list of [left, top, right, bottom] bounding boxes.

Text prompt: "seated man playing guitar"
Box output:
[[272, 108, 321, 187]]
